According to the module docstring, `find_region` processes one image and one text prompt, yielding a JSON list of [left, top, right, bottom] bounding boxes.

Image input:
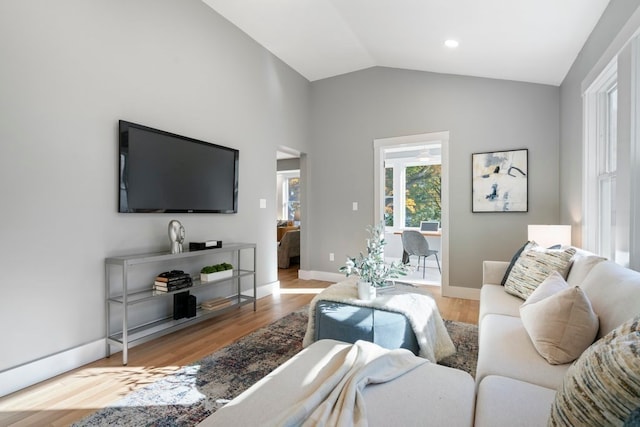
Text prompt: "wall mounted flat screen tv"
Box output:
[[119, 120, 239, 213]]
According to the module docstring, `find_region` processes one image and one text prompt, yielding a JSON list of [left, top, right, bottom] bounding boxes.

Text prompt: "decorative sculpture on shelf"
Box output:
[[168, 220, 185, 254]]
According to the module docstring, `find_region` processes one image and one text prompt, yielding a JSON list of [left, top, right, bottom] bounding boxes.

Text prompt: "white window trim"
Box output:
[[277, 170, 300, 221], [631, 35, 640, 271], [583, 59, 617, 254], [385, 156, 440, 228]]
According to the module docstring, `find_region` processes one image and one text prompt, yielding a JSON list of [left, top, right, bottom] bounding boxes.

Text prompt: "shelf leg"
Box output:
[[105, 264, 111, 358], [253, 246, 257, 311], [122, 264, 129, 365]]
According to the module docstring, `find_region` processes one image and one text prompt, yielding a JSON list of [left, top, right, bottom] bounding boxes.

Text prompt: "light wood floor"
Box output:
[[0, 266, 479, 426]]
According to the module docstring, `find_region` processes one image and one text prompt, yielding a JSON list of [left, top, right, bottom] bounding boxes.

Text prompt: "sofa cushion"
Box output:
[[520, 275, 599, 365], [549, 316, 640, 426], [504, 244, 576, 300], [476, 314, 571, 390], [520, 271, 568, 306], [199, 339, 476, 427], [579, 260, 640, 339], [565, 251, 606, 287], [475, 375, 556, 427], [479, 284, 522, 325]]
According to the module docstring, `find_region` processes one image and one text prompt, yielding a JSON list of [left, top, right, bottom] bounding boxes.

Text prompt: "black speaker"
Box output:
[[187, 295, 197, 318], [173, 291, 190, 320]]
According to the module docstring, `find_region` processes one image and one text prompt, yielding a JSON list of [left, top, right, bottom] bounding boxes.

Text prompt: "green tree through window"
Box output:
[[405, 165, 441, 227], [385, 167, 394, 226]]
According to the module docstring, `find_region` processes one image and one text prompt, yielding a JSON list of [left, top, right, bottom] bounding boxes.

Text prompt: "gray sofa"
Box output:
[[475, 250, 640, 426]]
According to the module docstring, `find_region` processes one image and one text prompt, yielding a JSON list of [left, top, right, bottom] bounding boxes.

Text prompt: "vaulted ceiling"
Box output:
[[203, 0, 610, 85]]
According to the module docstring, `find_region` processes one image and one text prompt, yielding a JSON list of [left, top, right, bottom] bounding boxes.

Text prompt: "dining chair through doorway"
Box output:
[[401, 230, 441, 278]]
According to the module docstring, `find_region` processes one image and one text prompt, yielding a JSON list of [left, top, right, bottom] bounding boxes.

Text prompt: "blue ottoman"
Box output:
[[314, 300, 419, 355]]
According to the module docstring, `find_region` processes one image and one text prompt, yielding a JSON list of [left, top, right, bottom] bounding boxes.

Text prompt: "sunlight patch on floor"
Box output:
[[1, 365, 189, 411]]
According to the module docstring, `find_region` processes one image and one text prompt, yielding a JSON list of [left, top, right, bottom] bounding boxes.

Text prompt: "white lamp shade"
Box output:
[[527, 225, 572, 248]]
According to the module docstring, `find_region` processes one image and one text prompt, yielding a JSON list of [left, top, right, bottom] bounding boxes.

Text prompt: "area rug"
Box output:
[[74, 307, 478, 427]]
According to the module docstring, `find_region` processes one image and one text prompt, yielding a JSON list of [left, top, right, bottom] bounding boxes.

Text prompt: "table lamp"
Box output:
[[527, 225, 572, 248]]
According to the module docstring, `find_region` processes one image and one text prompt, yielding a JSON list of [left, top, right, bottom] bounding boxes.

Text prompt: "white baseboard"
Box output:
[[298, 269, 343, 283], [0, 339, 105, 398], [243, 281, 279, 299], [2, 281, 280, 398], [442, 285, 480, 300]]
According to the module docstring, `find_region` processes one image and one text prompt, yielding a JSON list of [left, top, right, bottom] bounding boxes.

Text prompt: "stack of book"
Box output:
[[154, 270, 193, 292], [201, 297, 232, 311]]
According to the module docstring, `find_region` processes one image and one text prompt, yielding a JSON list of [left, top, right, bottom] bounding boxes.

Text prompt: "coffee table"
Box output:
[[303, 279, 455, 362]]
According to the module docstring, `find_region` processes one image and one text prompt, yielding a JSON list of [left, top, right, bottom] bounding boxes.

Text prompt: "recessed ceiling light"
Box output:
[[444, 39, 459, 48]]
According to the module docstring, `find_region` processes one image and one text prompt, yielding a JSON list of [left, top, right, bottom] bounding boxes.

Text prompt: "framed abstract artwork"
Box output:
[[472, 149, 528, 212]]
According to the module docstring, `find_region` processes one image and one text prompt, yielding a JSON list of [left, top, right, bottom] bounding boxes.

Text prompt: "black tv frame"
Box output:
[[118, 120, 239, 214]]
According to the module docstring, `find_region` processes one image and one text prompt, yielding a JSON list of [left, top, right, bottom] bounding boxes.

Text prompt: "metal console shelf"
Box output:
[[105, 242, 256, 365]]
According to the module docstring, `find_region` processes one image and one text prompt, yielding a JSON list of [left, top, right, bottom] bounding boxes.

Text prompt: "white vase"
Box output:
[[357, 280, 376, 300]]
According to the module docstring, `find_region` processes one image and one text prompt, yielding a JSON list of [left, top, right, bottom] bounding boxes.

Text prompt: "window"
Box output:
[[384, 167, 394, 226], [277, 170, 300, 223], [286, 176, 300, 222], [583, 32, 640, 270], [584, 61, 617, 260], [383, 144, 441, 229], [405, 164, 441, 227], [597, 85, 617, 260]]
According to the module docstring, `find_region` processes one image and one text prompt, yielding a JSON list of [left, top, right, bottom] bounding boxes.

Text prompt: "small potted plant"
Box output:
[[339, 222, 408, 299], [200, 262, 234, 282]]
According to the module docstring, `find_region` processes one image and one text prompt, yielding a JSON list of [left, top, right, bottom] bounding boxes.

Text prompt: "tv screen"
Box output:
[[119, 120, 239, 213]]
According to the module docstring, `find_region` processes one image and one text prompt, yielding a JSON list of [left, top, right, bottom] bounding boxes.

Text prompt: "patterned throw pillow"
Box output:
[[503, 244, 576, 300], [500, 241, 534, 286], [549, 316, 640, 426]]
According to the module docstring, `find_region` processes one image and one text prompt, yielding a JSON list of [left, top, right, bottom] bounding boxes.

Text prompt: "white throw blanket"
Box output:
[[303, 279, 456, 362], [274, 340, 428, 427]]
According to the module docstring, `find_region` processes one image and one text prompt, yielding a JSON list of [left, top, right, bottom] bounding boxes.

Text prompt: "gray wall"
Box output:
[[0, 0, 309, 372], [307, 67, 560, 288], [559, 0, 640, 246], [3, 0, 637, 386]]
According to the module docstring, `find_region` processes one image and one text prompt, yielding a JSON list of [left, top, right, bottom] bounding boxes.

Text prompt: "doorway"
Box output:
[[276, 149, 302, 277], [374, 132, 450, 289]]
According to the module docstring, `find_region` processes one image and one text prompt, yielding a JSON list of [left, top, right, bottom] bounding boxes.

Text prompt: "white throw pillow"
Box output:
[[565, 253, 606, 287], [521, 271, 568, 306], [520, 281, 599, 365]]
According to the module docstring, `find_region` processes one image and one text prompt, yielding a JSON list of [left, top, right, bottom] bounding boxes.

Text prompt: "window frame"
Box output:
[[384, 158, 442, 228], [583, 59, 617, 258], [277, 169, 300, 221]]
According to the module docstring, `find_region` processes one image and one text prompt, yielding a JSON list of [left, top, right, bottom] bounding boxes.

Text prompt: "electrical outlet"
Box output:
[[352, 202, 358, 211], [329, 253, 335, 261]]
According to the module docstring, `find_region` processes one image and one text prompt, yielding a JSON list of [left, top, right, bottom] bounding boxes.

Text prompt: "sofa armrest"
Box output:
[[483, 261, 510, 285]]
